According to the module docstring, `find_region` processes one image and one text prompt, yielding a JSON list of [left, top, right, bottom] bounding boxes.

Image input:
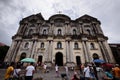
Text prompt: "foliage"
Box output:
[[0, 45, 9, 62]]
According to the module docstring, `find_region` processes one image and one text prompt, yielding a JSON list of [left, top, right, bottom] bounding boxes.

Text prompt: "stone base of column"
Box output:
[[44, 61, 52, 67]]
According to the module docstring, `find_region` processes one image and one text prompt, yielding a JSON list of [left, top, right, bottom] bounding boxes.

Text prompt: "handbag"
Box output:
[[13, 69, 20, 80]]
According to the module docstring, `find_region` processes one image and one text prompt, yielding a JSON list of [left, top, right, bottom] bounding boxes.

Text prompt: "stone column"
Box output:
[[31, 40, 37, 59], [50, 41, 53, 61], [70, 41, 73, 62], [82, 41, 89, 62], [68, 41, 71, 62], [48, 41, 51, 61], [49, 24, 52, 35], [12, 41, 22, 62], [17, 25, 23, 34], [65, 23, 67, 35], [79, 23, 82, 34], [22, 24, 28, 35], [98, 41, 108, 62], [81, 24, 85, 34], [90, 24, 95, 36], [29, 41, 35, 58], [85, 42, 91, 62], [67, 24, 71, 35], [96, 24, 103, 34], [103, 41, 115, 63], [10, 41, 18, 62], [101, 41, 111, 63], [45, 41, 49, 61], [92, 24, 98, 34], [66, 41, 69, 62]]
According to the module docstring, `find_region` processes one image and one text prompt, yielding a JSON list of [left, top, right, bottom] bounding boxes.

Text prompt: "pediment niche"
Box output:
[[42, 24, 49, 28], [49, 14, 71, 22], [29, 19, 37, 23], [76, 14, 100, 24], [29, 24, 35, 27], [54, 18, 65, 27]]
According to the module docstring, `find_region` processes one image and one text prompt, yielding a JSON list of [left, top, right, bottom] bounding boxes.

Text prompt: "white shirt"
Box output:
[[26, 65, 35, 76], [44, 64, 47, 69], [13, 69, 21, 77], [65, 66, 68, 72], [55, 65, 58, 71], [84, 66, 91, 78]]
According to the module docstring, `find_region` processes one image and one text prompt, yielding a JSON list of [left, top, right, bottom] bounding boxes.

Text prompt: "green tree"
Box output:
[[0, 45, 9, 62]]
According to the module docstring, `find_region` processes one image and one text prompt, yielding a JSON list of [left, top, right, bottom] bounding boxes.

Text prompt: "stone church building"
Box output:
[[4, 13, 115, 66]]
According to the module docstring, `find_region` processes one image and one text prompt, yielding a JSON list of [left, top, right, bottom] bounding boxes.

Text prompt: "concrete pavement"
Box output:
[[0, 67, 79, 80]]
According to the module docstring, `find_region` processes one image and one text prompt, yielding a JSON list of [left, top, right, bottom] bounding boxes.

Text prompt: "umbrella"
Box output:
[[93, 59, 105, 63], [102, 63, 113, 68], [21, 58, 35, 63]]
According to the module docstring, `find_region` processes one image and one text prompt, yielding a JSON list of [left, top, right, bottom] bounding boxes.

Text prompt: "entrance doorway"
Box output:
[[92, 53, 99, 60], [55, 52, 63, 66], [20, 53, 26, 61], [76, 56, 81, 66], [38, 55, 42, 63]]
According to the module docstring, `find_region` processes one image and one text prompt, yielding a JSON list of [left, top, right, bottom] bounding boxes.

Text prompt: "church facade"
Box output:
[[4, 13, 115, 66]]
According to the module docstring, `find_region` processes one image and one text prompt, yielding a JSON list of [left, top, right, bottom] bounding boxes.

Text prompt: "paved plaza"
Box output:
[[0, 67, 79, 80]]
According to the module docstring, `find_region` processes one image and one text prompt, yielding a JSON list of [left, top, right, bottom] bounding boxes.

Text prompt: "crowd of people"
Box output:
[[4, 62, 35, 80], [3, 61, 120, 80]]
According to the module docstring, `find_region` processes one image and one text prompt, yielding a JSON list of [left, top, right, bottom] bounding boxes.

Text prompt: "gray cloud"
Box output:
[[0, 0, 120, 46]]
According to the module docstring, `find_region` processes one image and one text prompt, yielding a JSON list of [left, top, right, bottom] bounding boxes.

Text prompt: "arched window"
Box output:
[[24, 42, 29, 48], [29, 29, 33, 35], [87, 29, 91, 35], [57, 42, 62, 48], [93, 53, 99, 59], [58, 29, 62, 35], [90, 43, 95, 49], [73, 29, 77, 35], [74, 42, 78, 49], [43, 29, 47, 35], [41, 43, 44, 48]]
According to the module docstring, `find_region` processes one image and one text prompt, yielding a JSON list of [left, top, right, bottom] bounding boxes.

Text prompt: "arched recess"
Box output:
[[28, 29, 33, 35], [55, 52, 63, 66], [76, 56, 81, 66], [93, 53, 99, 60], [43, 29, 47, 35], [20, 53, 26, 61], [86, 29, 91, 35], [24, 42, 29, 48], [58, 29, 62, 35], [90, 43, 95, 49], [38, 55, 43, 63], [57, 42, 62, 48], [73, 29, 77, 35], [74, 42, 79, 49]]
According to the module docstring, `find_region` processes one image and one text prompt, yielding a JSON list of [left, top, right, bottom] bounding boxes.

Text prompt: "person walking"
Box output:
[[104, 69, 113, 80], [71, 72, 80, 80], [43, 63, 47, 73], [13, 63, 21, 80], [4, 62, 15, 80], [83, 64, 95, 80], [25, 62, 35, 80], [65, 65, 69, 78], [112, 64, 120, 80], [55, 64, 59, 77]]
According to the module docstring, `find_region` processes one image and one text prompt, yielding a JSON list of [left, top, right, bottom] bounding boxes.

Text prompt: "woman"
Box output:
[[13, 63, 21, 80], [104, 69, 113, 80]]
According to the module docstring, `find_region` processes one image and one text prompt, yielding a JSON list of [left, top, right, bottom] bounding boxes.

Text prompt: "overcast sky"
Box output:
[[0, 0, 120, 46]]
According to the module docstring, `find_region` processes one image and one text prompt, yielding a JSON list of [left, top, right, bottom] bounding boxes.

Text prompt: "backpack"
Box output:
[[89, 67, 95, 78]]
